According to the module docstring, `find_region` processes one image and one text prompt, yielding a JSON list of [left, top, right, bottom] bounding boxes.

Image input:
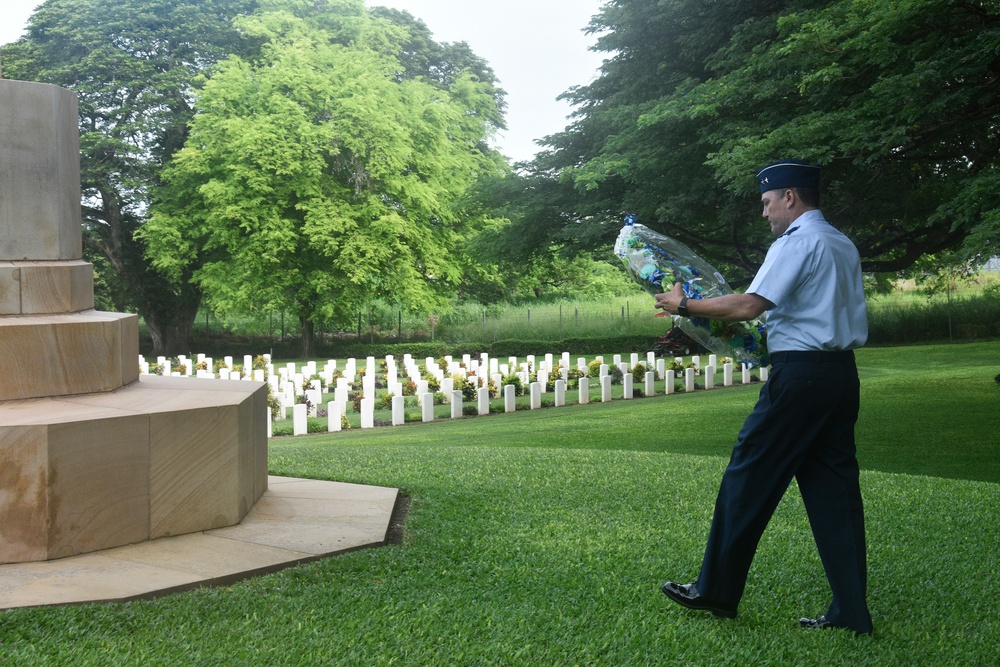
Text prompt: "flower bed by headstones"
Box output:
[[138, 350, 766, 437]]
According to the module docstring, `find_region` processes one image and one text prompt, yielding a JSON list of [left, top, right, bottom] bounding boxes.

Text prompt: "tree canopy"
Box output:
[[140, 1, 508, 355], [3, 0, 509, 353], [515, 0, 1000, 286]]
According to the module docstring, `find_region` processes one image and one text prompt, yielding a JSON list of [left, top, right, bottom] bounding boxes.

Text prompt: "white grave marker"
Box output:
[[360, 398, 374, 429], [421, 393, 435, 422], [477, 386, 490, 416], [536, 369, 548, 393], [504, 385, 516, 413], [601, 375, 612, 402], [306, 389, 322, 416], [392, 395, 405, 426], [328, 401, 343, 432], [293, 404, 308, 436]]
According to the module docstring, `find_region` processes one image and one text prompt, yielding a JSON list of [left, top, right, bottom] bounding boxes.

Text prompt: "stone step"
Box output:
[[0, 476, 399, 609]]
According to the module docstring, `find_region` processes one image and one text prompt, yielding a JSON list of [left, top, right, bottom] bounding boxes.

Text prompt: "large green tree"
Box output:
[[1, 0, 260, 353], [516, 0, 1000, 286], [141, 2, 507, 356]]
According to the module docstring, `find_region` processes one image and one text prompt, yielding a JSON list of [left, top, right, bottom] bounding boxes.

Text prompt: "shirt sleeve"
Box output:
[[747, 237, 807, 308]]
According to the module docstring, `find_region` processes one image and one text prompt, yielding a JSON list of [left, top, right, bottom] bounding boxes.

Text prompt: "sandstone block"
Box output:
[[150, 406, 240, 539], [0, 261, 96, 315], [0, 311, 138, 401], [46, 415, 151, 559]]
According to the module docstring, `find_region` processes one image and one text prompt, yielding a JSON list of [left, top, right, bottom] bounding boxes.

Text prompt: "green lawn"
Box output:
[[1, 342, 998, 665]]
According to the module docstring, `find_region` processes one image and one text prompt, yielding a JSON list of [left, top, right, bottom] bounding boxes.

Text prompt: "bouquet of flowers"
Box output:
[[614, 214, 769, 367]]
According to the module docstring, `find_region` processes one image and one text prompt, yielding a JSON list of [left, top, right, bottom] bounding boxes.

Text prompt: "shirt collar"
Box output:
[[791, 208, 825, 227], [780, 209, 825, 237]]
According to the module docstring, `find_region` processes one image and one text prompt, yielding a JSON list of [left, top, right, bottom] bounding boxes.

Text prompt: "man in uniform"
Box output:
[[653, 160, 873, 635]]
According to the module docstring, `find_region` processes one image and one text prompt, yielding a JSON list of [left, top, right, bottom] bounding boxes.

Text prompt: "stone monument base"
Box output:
[[0, 79, 269, 569], [0, 375, 268, 564]]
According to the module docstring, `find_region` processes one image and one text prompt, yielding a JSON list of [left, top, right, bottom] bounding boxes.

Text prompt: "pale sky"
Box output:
[[0, 0, 607, 163]]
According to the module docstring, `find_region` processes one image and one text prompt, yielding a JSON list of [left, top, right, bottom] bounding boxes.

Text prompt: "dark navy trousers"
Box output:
[[695, 351, 872, 633]]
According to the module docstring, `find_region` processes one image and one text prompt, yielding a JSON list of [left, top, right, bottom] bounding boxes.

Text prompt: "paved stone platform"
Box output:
[[0, 476, 399, 610]]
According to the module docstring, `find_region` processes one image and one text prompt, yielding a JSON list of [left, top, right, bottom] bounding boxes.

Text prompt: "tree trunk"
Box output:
[[143, 284, 202, 356], [299, 316, 315, 358]]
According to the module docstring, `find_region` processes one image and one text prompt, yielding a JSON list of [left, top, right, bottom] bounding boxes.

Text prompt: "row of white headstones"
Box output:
[[138, 351, 768, 437]]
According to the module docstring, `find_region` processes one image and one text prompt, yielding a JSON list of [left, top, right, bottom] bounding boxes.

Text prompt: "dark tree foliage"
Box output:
[[505, 0, 1000, 287], [461, 165, 592, 302]]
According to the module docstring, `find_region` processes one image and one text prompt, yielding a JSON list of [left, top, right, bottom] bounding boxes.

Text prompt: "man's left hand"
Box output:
[[653, 282, 685, 316]]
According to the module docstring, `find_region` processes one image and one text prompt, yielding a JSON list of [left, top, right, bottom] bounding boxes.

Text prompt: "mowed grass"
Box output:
[[1, 342, 998, 665]]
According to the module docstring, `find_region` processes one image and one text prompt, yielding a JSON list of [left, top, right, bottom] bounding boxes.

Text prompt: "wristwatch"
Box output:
[[677, 296, 689, 317]]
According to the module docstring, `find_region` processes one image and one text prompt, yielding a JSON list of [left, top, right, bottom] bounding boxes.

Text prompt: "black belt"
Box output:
[[769, 350, 855, 364]]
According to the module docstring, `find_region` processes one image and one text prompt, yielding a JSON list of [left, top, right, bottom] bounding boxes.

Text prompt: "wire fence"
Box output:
[[180, 288, 1000, 351], [189, 297, 669, 346]]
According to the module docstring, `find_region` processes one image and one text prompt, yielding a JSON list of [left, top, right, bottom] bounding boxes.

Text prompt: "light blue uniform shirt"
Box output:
[[748, 209, 868, 352]]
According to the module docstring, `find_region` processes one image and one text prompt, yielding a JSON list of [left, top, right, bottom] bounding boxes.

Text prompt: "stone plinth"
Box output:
[[0, 376, 269, 564]]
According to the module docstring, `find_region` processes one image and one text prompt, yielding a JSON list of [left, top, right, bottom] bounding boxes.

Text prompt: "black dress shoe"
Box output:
[[799, 615, 872, 636], [661, 581, 737, 618]]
